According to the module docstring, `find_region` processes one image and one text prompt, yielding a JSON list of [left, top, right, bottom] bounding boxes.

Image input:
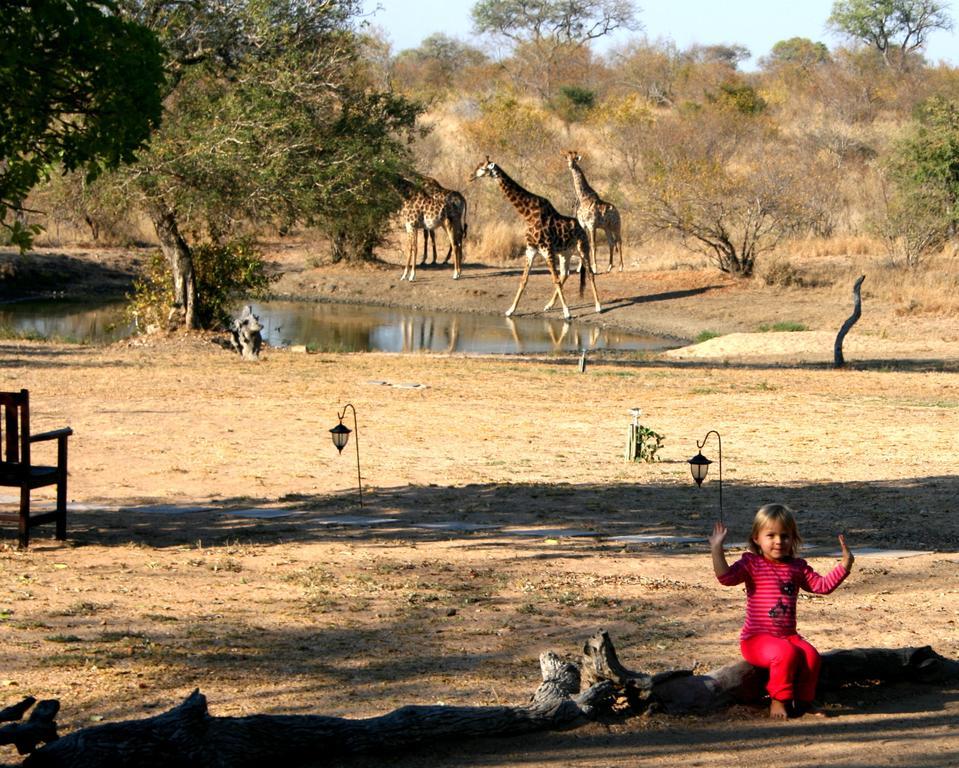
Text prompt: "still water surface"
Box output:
[[0, 298, 678, 354]]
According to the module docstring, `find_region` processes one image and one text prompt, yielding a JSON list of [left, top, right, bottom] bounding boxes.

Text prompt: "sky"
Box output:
[[360, 0, 959, 70]]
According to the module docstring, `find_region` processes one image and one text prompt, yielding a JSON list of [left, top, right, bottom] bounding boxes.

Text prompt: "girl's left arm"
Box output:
[[801, 535, 854, 594], [839, 533, 855, 572]]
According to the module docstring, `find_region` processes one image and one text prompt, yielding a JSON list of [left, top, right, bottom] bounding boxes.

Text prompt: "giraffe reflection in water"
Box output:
[[506, 317, 602, 354], [400, 314, 459, 354]]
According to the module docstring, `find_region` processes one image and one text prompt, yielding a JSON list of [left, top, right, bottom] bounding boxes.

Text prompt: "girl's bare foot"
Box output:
[[770, 699, 789, 719]]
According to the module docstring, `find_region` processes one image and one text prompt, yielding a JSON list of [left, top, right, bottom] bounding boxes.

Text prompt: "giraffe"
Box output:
[[471, 157, 602, 320], [420, 178, 468, 267], [564, 151, 624, 273], [397, 176, 465, 282]]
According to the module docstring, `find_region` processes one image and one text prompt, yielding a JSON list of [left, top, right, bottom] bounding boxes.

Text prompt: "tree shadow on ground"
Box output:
[[22, 473, 958, 553]]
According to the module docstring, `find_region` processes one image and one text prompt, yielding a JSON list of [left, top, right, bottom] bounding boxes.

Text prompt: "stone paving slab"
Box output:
[[222, 508, 305, 519], [849, 547, 933, 559], [121, 504, 215, 515], [502, 528, 600, 538], [412, 522, 501, 531], [311, 516, 396, 526], [608, 534, 704, 544]]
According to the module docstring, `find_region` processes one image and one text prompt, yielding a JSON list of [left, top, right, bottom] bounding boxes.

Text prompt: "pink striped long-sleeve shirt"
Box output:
[[717, 551, 849, 640]]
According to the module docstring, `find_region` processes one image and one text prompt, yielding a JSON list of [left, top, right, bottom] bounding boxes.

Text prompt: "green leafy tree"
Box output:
[[0, 0, 164, 249], [876, 96, 959, 265], [108, 0, 421, 329], [762, 37, 832, 70], [709, 81, 767, 114], [551, 85, 596, 125], [685, 43, 752, 69], [892, 96, 959, 224], [828, 0, 953, 70], [471, 0, 640, 98]]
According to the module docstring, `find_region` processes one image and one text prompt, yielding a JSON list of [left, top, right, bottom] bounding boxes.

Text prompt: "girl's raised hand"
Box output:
[[838, 533, 855, 571], [708, 521, 728, 549]]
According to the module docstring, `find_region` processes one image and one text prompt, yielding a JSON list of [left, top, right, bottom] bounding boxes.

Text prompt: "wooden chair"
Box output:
[[0, 389, 72, 548]]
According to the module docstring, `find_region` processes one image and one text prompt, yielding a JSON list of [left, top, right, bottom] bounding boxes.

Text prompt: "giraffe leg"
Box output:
[[542, 252, 571, 320], [445, 223, 461, 279], [543, 254, 569, 311], [506, 248, 536, 317], [606, 229, 615, 273], [589, 228, 598, 274], [420, 230, 430, 266], [401, 227, 415, 281], [403, 227, 419, 281], [585, 254, 603, 313]]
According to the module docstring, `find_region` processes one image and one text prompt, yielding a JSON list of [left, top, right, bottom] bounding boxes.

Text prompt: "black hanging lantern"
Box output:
[[688, 431, 722, 524], [330, 404, 362, 506], [688, 451, 712, 486], [329, 421, 351, 453]]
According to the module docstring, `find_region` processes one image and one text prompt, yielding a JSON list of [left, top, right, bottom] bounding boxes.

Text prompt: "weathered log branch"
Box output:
[[5, 634, 958, 767], [14, 652, 612, 768], [578, 630, 959, 715], [834, 274, 865, 368]]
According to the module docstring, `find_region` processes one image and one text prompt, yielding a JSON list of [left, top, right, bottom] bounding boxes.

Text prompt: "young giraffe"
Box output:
[[397, 176, 465, 282], [472, 157, 602, 320], [420, 177, 468, 267], [564, 150, 624, 273]]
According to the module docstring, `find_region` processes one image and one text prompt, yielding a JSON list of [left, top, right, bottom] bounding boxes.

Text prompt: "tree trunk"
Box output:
[[15, 652, 611, 768], [149, 205, 197, 330], [7, 633, 958, 767], [834, 275, 865, 368]]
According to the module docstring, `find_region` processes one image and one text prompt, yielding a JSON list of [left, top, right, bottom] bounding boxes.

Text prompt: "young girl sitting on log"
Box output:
[[709, 503, 855, 719]]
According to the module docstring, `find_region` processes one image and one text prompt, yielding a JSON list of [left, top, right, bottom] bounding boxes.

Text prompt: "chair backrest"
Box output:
[[0, 389, 29, 465]]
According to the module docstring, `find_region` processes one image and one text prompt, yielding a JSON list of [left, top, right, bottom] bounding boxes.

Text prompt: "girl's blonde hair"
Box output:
[[748, 503, 802, 556]]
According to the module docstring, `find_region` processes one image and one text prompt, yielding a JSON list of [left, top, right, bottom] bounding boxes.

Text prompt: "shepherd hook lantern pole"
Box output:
[[688, 430, 722, 525], [330, 403, 363, 507]]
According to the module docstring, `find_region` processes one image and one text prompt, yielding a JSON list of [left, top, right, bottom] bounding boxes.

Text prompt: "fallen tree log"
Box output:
[[13, 652, 612, 768], [581, 630, 959, 714], [6, 634, 959, 767]]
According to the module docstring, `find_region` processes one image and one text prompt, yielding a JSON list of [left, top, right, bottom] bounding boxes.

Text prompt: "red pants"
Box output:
[[740, 634, 821, 702]]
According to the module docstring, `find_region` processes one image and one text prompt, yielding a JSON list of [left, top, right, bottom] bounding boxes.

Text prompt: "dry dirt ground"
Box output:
[[1, 244, 959, 767]]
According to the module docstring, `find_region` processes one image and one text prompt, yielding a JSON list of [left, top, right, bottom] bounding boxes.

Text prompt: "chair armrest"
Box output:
[[30, 427, 73, 443]]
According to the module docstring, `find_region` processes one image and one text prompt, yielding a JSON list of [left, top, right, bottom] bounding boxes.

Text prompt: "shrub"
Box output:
[[128, 238, 277, 332]]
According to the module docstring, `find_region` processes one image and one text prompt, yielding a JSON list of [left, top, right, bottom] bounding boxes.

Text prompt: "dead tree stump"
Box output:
[[229, 305, 263, 360], [834, 275, 865, 368]]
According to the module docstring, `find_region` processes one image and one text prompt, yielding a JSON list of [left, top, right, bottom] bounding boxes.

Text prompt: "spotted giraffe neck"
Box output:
[[492, 165, 545, 221], [569, 161, 599, 203]]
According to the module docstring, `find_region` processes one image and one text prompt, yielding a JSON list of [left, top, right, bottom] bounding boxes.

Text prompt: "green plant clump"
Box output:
[[128, 238, 277, 331], [758, 321, 807, 332], [629, 425, 665, 463]]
